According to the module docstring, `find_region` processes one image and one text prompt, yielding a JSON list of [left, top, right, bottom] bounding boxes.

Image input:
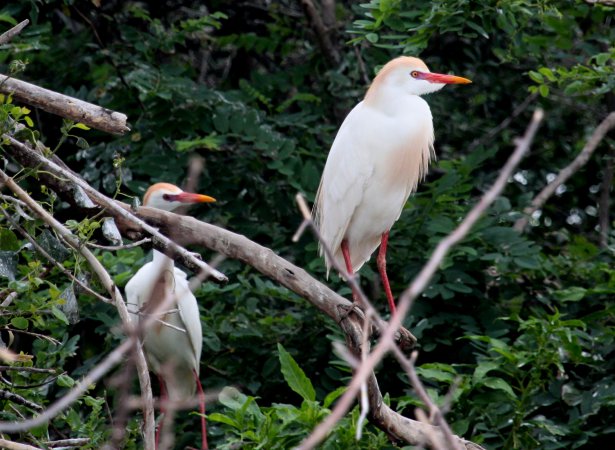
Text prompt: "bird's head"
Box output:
[[365, 56, 471, 100], [142, 182, 216, 212]]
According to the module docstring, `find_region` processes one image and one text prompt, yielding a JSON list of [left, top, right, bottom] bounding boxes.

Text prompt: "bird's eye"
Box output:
[[410, 71, 420, 78], [162, 194, 172, 201]]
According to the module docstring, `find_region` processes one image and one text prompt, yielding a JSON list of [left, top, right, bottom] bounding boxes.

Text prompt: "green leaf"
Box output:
[[528, 70, 544, 84], [554, 287, 586, 302], [73, 123, 91, 130], [51, 306, 69, 325], [538, 84, 549, 97], [57, 374, 76, 387], [473, 361, 499, 383], [208, 412, 241, 429], [538, 67, 557, 82], [323, 386, 346, 408], [10, 317, 28, 330], [277, 343, 315, 401], [481, 377, 516, 398]]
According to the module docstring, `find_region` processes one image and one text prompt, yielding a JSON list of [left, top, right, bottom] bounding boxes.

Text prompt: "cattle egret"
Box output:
[[125, 182, 215, 450], [313, 56, 471, 314]]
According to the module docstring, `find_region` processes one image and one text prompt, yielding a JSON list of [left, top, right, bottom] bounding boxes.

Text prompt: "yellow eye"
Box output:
[[410, 71, 420, 78]]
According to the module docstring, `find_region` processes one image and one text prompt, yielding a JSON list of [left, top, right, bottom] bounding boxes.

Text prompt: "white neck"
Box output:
[[152, 248, 174, 273]]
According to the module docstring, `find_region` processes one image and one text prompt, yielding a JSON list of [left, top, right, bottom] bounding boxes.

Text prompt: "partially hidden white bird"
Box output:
[[125, 182, 216, 450], [313, 56, 471, 315]]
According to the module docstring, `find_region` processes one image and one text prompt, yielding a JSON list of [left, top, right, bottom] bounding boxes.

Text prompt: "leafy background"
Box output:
[[0, 0, 614, 449]]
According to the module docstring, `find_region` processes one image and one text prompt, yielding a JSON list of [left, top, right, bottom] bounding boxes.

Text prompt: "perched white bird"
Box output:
[[313, 56, 471, 314], [125, 182, 215, 450]]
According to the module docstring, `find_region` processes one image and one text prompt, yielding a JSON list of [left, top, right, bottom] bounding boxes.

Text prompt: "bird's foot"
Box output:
[[336, 302, 364, 325], [371, 323, 417, 352]]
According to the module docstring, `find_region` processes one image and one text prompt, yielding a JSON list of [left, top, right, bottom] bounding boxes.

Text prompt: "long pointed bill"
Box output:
[[420, 72, 472, 84], [173, 192, 216, 203]]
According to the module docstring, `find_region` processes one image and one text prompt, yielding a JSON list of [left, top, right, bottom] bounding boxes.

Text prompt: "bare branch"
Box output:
[[0, 366, 56, 374], [0, 170, 156, 449], [0, 438, 42, 450], [298, 109, 543, 450], [301, 0, 340, 66], [86, 237, 151, 251], [0, 204, 112, 303], [515, 111, 615, 232], [0, 75, 129, 135], [2, 134, 227, 283], [0, 19, 29, 45], [599, 151, 613, 248], [0, 389, 43, 411]]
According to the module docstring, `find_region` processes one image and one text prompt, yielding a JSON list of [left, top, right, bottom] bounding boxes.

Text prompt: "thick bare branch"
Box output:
[[0, 20, 29, 45], [515, 111, 615, 231], [0, 75, 129, 135], [0, 389, 43, 412]]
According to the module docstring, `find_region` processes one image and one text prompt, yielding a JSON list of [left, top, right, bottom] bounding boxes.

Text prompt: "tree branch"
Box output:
[[0, 171, 156, 449], [514, 111, 615, 232], [0, 20, 29, 46], [301, 0, 340, 66], [0, 75, 129, 135]]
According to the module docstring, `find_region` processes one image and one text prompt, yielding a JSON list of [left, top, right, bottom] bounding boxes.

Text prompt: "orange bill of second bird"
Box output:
[[312, 56, 471, 315]]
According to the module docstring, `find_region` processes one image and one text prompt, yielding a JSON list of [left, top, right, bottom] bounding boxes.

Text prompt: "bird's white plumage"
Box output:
[[125, 182, 207, 402], [314, 56, 444, 276], [126, 252, 202, 401]]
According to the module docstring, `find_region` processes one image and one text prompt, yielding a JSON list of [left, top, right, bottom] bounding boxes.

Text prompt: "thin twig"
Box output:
[[86, 237, 151, 251], [0, 366, 56, 374], [297, 109, 543, 450], [599, 151, 613, 248], [514, 111, 615, 231]]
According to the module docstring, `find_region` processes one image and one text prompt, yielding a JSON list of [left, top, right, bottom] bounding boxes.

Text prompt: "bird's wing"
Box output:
[[174, 268, 203, 375], [125, 262, 154, 323], [314, 102, 374, 275]]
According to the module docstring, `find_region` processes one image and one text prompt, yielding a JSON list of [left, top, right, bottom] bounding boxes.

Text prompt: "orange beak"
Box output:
[[172, 192, 216, 203], [420, 72, 472, 84]]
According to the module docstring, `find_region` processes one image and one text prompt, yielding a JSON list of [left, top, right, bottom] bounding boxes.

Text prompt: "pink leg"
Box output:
[[377, 232, 397, 315], [341, 240, 359, 303], [193, 370, 208, 450], [156, 375, 167, 450]]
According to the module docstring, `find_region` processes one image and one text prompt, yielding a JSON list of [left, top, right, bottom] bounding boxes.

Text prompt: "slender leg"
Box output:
[[156, 376, 167, 450], [341, 240, 359, 303], [377, 231, 397, 315], [193, 370, 208, 450]]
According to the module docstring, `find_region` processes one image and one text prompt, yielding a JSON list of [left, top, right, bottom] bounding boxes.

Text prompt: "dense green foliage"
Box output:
[[0, 0, 614, 448]]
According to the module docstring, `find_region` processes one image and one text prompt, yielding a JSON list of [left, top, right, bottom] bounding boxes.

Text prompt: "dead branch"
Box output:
[[514, 111, 615, 231], [301, 0, 340, 66], [2, 134, 228, 284], [0, 204, 111, 303], [0, 20, 29, 46], [0, 366, 55, 374], [0, 438, 42, 450], [599, 151, 613, 248], [0, 339, 132, 433], [0, 171, 156, 449], [298, 109, 543, 450], [0, 75, 129, 135], [0, 389, 43, 411]]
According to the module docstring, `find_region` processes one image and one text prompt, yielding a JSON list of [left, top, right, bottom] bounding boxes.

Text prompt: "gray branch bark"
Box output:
[[0, 75, 129, 135]]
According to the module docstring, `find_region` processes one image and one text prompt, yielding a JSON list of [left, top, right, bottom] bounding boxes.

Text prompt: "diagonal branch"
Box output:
[[514, 111, 615, 232], [0, 19, 29, 46]]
